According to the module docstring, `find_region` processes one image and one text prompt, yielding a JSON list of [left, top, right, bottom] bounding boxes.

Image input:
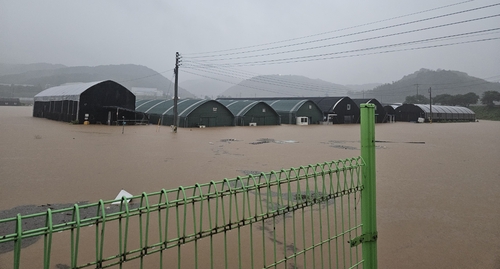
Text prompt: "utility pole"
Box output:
[[173, 52, 181, 133], [428, 87, 432, 123]]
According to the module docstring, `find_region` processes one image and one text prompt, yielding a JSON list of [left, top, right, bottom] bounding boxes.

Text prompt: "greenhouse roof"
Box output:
[[34, 81, 106, 102], [136, 99, 231, 117], [413, 104, 475, 114], [217, 100, 277, 116]]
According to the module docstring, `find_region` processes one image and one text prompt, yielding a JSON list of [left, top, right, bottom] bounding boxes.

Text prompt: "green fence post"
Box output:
[[360, 103, 378, 268]]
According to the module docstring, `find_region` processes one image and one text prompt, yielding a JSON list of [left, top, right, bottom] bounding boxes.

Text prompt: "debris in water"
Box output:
[[112, 189, 133, 205]]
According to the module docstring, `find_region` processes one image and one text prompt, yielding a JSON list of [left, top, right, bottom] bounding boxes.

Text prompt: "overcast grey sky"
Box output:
[[1, 0, 499, 85]]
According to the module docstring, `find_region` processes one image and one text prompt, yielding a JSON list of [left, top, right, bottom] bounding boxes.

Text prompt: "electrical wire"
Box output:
[[185, 14, 500, 63], [181, 69, 302, 96], [184, 62, 347, 93], [183, 0, 476, 56], [185, 31, 500, 67], [183, 64, 346, 95], [184, 3, 500, 59]]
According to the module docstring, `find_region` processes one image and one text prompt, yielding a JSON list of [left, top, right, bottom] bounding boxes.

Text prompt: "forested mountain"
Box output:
[[218, 75, 350, 98], [0, 63, 195, 98], [354, 68, 499, 103], [3, 64, 496, 104]]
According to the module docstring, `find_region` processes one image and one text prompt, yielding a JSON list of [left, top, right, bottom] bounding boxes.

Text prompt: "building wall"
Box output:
[[79, 81, 135, 124], [328, 98, 359, 124], [237, 102, 280, 126], [33, 81, 136, 124], [183, 101, 234, 127], [295, 101, 324, 124]]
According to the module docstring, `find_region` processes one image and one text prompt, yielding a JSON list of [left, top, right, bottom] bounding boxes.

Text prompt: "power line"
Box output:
[[183, 63, 346, 95], [181, 69, 302, 97], [184, 3, 500, 59], [182, 30, 499, 96], [187, 30, 500, 67], [184, 62, 500, 98], [185, 14, 500, 63], [184, 62, 346, 93], [183, 0, 476, 56]]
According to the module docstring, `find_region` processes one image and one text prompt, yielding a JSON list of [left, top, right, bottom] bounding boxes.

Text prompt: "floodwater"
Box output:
[[0, 106, 499, 268]]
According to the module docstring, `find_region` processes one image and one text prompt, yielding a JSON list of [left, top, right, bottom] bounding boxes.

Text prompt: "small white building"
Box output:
[[296, 116, 309, 125]]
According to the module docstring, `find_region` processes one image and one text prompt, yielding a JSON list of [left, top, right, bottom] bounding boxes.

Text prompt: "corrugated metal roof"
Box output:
[[413, 104, 475, 114], [135, 99, 232, 117], [352, 98, 379, 106], [217, 100, 262, 116], [265, 99, 311, 113], [218, 96, 350, 114], [34, 81, 106, 102]]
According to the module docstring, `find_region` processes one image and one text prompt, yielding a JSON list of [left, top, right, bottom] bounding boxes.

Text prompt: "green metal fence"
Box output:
[[0, 105, 377, 269]]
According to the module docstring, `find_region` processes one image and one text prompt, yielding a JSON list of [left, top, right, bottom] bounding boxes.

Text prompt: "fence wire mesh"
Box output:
[[0, 157, 364, 269]]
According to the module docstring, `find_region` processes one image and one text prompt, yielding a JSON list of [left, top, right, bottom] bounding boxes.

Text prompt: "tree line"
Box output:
[[404, 91, 500, 107]]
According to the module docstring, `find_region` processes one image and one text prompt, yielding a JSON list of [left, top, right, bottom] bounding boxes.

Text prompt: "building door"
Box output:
[[344, 115, 352, 124], [200, 117, 216, 127]]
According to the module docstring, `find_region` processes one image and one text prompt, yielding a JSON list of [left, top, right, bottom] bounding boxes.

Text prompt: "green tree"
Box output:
[[433, 92, 479, 107], [481, 91, 500, 107], [461, 92, 479, 107], [404, 94, 429, 104], [433, 94, 454, 105]]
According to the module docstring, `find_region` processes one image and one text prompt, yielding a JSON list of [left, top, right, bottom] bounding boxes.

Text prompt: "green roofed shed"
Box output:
[[217, 100, 280, 126], [264, 99, 323, 124], [136, 99, 234, 127]]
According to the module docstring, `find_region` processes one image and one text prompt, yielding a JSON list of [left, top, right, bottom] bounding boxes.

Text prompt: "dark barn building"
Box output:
[[395, 104, 475, 122], [217, 100, 280, 126], [33, 80, 141, 124], [296, 97, 359, 124], [352, 98, 386, 123], [136, 99, 234, 127]]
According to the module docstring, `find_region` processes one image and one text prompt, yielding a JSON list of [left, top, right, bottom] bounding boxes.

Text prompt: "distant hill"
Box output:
[[0, 63, 67, 76], [218, 75, 350, 98], [361, 68, 500, 103], [0, 63, 195, 98], [180, 78, 238, 99]]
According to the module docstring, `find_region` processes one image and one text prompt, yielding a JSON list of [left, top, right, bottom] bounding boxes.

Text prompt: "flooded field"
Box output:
[[0, 106, 499, 268]]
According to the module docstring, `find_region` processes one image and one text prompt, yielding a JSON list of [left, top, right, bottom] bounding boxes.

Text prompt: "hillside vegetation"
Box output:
[[469, 106, 500, 121], [358, 69, 499, 103]]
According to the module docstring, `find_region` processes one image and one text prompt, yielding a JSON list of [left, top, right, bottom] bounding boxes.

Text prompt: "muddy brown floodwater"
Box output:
[[0, 106, 499, 268]]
